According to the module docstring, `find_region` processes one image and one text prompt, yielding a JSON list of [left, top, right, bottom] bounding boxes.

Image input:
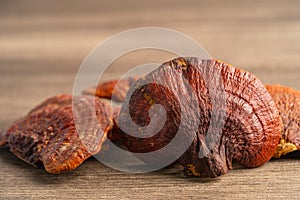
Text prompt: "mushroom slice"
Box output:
[[0, 94, 113, 174]]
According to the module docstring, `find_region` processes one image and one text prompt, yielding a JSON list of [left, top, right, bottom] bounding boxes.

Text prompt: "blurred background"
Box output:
[[1, 0, 299, 127]]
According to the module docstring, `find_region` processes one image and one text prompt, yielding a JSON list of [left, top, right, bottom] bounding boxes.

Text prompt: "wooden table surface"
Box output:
[[1, 0, 300, 199]]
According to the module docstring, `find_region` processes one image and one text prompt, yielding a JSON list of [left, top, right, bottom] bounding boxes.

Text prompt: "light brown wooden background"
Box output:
[[1, 0, 300, 199]]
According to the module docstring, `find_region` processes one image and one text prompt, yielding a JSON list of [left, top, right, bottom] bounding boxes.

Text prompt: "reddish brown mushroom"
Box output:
[[117, 57, 281, 178], [265, 84, 300, 158], [0, 94, 113, 174], [83, 77, 139, 102]]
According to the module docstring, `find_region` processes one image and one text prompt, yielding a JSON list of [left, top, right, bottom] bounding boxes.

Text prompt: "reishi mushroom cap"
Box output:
[[266, 84, 300, 158], [0, 94, 113, 174], [118, 57, 281, 178], [83, 77, 139, 102]]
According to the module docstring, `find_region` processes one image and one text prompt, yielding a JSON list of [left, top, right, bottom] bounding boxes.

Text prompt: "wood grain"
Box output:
[[0, 0, 300, 199]]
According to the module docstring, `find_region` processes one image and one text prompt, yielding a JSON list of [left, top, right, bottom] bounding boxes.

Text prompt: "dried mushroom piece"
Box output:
[[0, 94, 113, 174], [119, 57, 281, 178], [265, 84, 300, 158], [83, 77, 139, 102]]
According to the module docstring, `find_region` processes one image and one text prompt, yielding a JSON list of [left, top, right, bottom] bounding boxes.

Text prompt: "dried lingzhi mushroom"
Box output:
[[83, 77, 139, 102], [0, 94, 113, 174], [118, 57, 281, 177], [266, 84, 300, 158]]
